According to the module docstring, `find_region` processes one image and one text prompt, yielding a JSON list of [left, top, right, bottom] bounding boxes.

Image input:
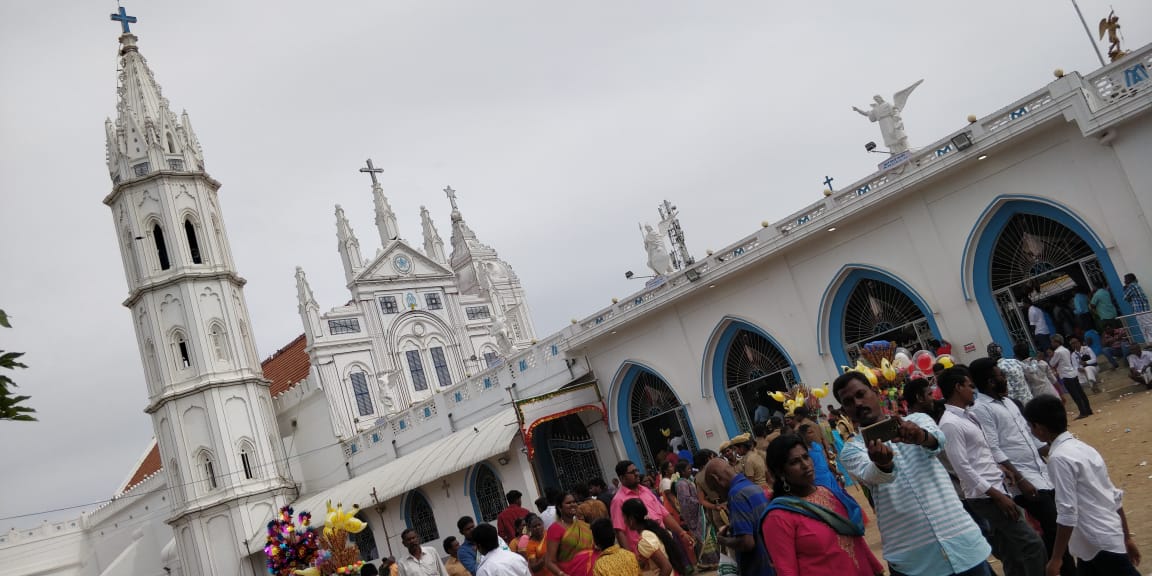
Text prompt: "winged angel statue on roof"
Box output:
[[853, 79, 924, 154]]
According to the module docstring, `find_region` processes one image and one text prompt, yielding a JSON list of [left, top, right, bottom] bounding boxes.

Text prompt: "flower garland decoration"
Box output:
[[265, 507, 319, 576], [265, 502, 368, 575]]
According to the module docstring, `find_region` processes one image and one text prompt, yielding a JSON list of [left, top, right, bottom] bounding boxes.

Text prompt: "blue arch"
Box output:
[[614, 362, 697, 474], [821, 266, 941, 372], [968, 197, 1129, 350], [465, 461, 504, 523], [706, 319, 800, 438]]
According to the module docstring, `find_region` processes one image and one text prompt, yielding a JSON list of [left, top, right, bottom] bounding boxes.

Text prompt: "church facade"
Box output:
[[3, 20, 1152, 576]]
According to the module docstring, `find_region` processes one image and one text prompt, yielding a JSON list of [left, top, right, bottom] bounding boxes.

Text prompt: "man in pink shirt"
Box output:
[[610, 459, 685, 552]]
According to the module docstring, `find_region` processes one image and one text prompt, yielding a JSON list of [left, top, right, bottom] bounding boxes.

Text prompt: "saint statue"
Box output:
[[641, 223, 674, 277], [852, 79, 924, 155], [1099, 11, 1126, 62], [378, 372, 397, 413], [488, 316, 514, 356]]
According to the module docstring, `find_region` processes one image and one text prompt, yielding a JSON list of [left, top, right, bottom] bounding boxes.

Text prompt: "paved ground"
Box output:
[[699, 367, 1152, 576]]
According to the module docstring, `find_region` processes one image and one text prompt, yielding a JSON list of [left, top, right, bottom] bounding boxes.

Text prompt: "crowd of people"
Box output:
[[369, 351, 1141, 576]]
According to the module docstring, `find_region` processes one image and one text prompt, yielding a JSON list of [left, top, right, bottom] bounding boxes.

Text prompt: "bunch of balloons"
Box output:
[[769, 383, 829, 415], [264, 507, 319, 576], [842, 341, 956, 415]]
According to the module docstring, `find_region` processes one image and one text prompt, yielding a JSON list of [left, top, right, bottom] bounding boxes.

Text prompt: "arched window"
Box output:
[[172, 330, 192, 370], [185, 219, 202, 264], [350, 370, 374, 417], [348, 513, 379, 562], [842, 279, 932, 363], [169, 459, 185, 505], [144, 339, 160, 391], [166, 132, 176, 154], [153, 223, 171, 270], [473, 464, 505, 522], [199, 451, 218, 491], [430, 346, 452, 388], [406, 491, 439, 544], [406, 350, 429, 392], [208, 323, 229, 363], [238, 441, 258, 480]]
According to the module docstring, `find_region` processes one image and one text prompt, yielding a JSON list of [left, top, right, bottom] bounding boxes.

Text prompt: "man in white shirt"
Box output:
[[1126, 343, 1152, 387], [1069, 336, 1101, 394], [398, 528, 448, 576], [938, 367, 1047, 576], [968, 358, 1076, 576], [538, 487, 559, 529], [472, 524, 530, 576], [1023, 395, 1141, 576], [1048, 334, 1093, 419], [1027, 298, 1051, 352]]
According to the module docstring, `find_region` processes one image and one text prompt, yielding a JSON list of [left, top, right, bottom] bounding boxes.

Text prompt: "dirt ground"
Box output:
[[846, 367, 1152, 575]]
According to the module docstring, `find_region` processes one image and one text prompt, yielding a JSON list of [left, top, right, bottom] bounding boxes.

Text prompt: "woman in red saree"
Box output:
[[761, 435, 883, 576], [545, 492, 596, 576]]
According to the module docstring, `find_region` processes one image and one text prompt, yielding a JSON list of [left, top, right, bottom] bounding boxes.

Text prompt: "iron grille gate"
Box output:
[[629, 371, 697, 473]]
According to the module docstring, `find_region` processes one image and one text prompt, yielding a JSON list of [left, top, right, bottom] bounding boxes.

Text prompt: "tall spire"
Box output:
[[360, 159, 400, 246], [335, 204, 364, 283], [445, 186, 485, 264], [295, 266, 322, 341], [105, 32, 204, 184], [420, 206, 446, 264]]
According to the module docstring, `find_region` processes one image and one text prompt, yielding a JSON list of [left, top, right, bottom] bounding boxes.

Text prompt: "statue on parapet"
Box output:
[[641, 223, 674, 277], [1099, 11, 1127, 62], [853, 79, 924, 155]]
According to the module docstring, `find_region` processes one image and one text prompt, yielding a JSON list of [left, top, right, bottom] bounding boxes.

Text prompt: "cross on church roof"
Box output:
[[359, 158, 384, 187], [444, 186, 458, 211], [823, 175, 835, 190], [110, 6, 137, 34]]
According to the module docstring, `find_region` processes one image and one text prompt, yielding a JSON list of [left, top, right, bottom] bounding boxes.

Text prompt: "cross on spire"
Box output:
[[444, 186, 458, 211], [110, 6, 137, 34], [359, 158, 384, 187]]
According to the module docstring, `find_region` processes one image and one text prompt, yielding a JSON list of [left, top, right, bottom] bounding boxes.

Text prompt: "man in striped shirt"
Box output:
[[834, 371, 993, 576]]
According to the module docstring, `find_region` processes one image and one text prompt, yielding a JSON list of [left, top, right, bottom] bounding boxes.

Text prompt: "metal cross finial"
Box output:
[[360, 158, 384, 187], [444, 186, 458, 211], [823, 175, 835, 190], [110, 6, 137, 34]]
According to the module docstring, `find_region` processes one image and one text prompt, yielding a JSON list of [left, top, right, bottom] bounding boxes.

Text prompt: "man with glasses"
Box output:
[[610, 460, 687, 552]]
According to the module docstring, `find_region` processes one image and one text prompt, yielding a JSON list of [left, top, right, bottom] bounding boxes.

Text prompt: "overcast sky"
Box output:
[[1, 0, 1149, 529]]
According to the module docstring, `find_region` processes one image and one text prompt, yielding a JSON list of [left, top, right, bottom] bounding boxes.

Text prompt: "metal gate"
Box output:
[[629, 371, 697, 473]]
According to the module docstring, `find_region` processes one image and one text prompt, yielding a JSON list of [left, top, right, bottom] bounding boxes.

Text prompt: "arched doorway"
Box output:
[[969, 199, 1128, 350], [822, 267, 941, 374], [531, 414, 605, 492], [404, 490, 439, 544], [469, 463, 505, 523], [842, 280, 933, 362], [617, 365, 697, 473], [716, 326, 796, 435]]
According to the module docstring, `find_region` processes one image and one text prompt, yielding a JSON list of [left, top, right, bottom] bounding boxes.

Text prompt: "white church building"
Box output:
[[2, 17, 1152, 576]]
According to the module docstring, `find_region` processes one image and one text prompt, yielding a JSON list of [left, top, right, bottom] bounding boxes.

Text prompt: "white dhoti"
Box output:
[[1078, 365, 1099, 386]]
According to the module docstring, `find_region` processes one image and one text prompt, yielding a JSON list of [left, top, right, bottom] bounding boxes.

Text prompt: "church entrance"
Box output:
[[627, 369, 697, 473], [842, 279, 934, 363], [723, 329, 795, 433], [531, 414, 605, 492], [988, 213, 1106, 349]]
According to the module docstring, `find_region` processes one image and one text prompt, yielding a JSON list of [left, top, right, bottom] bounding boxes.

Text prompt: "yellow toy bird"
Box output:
[[881, 358, 897, 382], [811, 383, 829, 399], [324, 501, 367, 536], [853, 361, 878, 387]]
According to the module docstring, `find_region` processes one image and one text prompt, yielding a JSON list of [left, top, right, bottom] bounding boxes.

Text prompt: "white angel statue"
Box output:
[[853, 79, 924, 154]]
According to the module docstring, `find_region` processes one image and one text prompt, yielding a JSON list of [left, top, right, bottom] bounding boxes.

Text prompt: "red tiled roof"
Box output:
[[120, 441, 161, 495], [263, 333, 311, 397]]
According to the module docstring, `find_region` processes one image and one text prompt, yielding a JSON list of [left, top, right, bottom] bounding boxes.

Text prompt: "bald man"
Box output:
[[702, 459, 772, 576]]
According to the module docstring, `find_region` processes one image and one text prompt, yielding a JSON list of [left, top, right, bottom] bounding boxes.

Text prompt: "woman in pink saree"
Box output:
[[545, 492, 597, 576]]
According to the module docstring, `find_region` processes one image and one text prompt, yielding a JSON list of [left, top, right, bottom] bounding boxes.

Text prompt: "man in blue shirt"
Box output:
[[835, 371, 993, 576], [457, 516, 480, 575], [703, 458, 773, 576]]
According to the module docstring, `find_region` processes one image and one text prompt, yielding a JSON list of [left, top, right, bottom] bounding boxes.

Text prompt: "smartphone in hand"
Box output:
[[861, 417, 901, 444]]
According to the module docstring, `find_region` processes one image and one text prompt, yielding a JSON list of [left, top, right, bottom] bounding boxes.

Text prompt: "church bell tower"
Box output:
[[103, 15, 294, 576]]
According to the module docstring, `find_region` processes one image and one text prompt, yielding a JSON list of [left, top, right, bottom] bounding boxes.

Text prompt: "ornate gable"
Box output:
[[355, 239, 456, 283]]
